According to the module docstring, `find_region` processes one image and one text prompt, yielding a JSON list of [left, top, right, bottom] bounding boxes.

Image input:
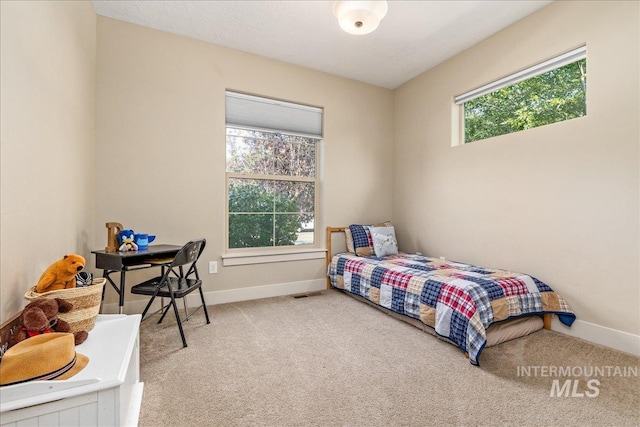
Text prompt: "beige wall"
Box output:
[[2, 1, 637, 344], [0, 1, 96, 324], [394, 1, 639, 335], [95, 17, 394, 307]]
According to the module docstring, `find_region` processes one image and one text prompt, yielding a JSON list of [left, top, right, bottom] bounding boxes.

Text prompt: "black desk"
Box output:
[[92, 244, 182, 314]]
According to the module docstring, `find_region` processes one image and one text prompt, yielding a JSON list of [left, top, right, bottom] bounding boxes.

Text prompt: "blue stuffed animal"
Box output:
[[117, 229, 138, 252]]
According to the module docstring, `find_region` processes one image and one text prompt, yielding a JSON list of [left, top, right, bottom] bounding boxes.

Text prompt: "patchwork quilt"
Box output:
[[327, 253, 576, 365]]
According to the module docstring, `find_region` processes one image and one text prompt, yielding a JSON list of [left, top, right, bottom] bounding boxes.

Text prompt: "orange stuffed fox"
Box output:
[[36, 254, 86, 293]]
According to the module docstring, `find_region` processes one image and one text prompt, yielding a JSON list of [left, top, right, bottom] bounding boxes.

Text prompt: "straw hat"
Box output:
[[0, 333, 89, 387]]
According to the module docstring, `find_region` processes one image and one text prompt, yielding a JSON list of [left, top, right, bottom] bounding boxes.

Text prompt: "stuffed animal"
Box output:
[[36, 254, 86, 293], [117, 229, 138, 252], [8, 298, 88, 348], [75, 271, 93, 287]]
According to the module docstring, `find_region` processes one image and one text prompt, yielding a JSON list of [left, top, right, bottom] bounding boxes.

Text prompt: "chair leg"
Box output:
[[140, 294, 158, 320], [199, 287, 211, 324], [170, 293, 188, 347], [158, 302, 172, 324]]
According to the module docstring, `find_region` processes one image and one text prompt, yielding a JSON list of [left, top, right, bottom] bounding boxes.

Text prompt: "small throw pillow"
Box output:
[[349, 224, 374, 256], [349, 222, 393, 257], [370, 226, 398, 257]]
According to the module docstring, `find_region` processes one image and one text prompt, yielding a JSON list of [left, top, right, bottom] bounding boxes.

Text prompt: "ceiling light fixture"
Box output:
[[332, 1, 388, 36]]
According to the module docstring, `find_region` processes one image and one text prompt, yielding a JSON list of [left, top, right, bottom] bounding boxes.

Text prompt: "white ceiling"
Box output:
[[91, 0, 553, 89]]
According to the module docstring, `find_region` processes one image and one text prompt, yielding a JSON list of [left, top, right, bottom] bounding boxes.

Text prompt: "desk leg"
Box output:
[[119, 270, 126, 314], [102, 271, 124, 315]]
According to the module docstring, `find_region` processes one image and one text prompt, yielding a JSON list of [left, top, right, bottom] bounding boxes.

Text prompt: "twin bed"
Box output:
[[325, 225, 576, 365]]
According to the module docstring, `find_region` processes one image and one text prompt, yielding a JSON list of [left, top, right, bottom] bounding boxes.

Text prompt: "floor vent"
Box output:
[[293, 292, 322, 299]]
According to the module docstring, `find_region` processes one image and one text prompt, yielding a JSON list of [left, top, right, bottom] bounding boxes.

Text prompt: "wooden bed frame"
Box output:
[[325, 226, 552, 330]]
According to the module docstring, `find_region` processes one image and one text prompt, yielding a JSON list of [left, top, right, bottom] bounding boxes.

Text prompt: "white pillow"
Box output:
[[370, 226, 398, 257]]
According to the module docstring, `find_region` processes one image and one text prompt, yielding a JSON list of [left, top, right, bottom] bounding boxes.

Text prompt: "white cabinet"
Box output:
[[0, 314, 143, 427]]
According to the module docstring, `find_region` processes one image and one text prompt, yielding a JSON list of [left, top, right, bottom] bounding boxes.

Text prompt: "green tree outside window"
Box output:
[[464, 59, 586, 143], [226, 128, 317, 249]]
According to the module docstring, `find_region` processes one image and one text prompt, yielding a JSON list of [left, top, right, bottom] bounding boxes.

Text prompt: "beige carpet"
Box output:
[[138, 289, 639, 426]]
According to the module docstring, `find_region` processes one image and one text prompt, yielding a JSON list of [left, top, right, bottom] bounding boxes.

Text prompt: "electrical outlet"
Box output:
[[208, 261, 218, 274]]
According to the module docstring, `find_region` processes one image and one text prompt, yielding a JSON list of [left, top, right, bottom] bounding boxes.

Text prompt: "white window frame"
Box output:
[[223, 91, 325, 266], [452, 45, 587, 145]]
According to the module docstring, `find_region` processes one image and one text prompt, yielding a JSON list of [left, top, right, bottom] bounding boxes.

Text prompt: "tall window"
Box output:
[[225, 91, 322, 250], [455, 46, 587, 144]]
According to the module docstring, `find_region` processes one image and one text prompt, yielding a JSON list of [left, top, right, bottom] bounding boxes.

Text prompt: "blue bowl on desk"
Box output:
[[134, 234, 155, 250]]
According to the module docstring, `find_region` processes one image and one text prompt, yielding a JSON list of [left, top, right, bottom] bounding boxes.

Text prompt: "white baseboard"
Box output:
[[101, 278, 327, 315], [551, 317, 640, 357], [202, 278, 327, 305]]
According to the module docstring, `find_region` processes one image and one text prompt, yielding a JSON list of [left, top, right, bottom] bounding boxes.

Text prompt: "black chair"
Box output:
[[131, 239, 210, 347]]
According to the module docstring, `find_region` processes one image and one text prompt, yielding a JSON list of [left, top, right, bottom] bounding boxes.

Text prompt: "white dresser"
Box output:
[[0, 314, 143, 427]]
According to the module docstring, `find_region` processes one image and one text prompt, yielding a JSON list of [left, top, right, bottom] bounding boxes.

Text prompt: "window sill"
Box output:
[[222, 248, 327, 266]]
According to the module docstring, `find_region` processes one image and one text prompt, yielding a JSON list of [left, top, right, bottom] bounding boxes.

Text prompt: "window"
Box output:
[[225, 91, 322, 251], [455, 45, 587, 144]]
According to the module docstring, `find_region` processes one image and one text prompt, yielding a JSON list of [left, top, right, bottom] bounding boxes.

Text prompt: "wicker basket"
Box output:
[[24, 278, 105, 333]]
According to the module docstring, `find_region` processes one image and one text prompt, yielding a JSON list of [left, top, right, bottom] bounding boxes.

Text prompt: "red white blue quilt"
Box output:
[[327, 253, 576, 365]]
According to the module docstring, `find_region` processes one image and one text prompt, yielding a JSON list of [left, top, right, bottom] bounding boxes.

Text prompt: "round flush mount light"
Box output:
[[332, 1, 388, 35]]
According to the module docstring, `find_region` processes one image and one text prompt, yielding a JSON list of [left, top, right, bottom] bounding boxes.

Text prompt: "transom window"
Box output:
[[225, 92, 322, 251], [455, 45, 587, 144]]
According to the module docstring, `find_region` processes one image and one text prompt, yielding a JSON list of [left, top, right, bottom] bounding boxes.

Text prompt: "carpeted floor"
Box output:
[[138, 289, 639, 426]]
